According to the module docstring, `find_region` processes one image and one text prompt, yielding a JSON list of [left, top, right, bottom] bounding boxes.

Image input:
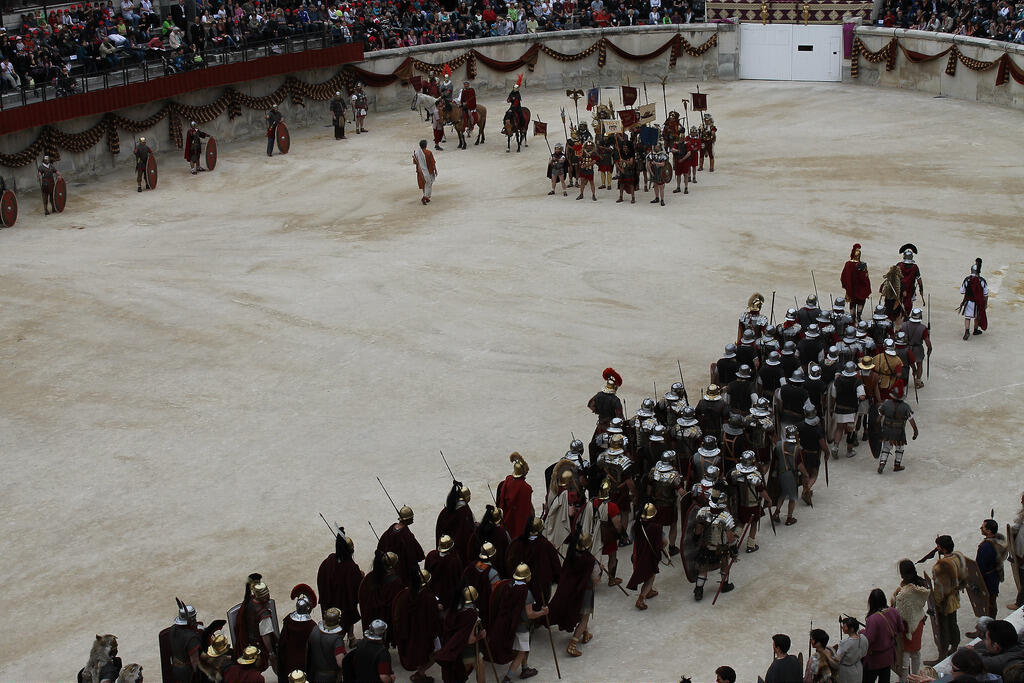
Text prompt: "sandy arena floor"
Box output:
[[1, 80, 1023, 682]]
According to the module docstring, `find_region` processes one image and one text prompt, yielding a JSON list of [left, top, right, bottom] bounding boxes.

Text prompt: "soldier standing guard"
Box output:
[[351, 84, 369, 134], [595, 135, 615, 190], [184, 121, 209, 175], [647, 144, 670, 206], [575, 140, 597, 201], [134, 137, 152, 192], [36, 155, 60, 214], [699, 114, 717, 172], [329, 91, 348, 140], [770, 425, 805, 526], [958, 258, 988, 340], [671, 133, 692, 194], [693, 490, 737, 601], [546, 143, 568, 196], [265, 105, 283, 157], [685, 126, 701, 183]]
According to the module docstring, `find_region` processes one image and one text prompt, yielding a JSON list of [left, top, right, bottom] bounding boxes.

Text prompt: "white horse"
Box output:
[[410, 92, 438, 122]]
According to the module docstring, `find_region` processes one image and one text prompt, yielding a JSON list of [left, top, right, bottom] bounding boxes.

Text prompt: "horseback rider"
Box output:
[[507, 77, 525, 131], [456, 79, 477, 131]]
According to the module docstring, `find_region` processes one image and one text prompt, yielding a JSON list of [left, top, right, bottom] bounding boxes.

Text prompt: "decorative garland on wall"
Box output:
[[0, 32, 717, 169], [851, 36, 1024, 86]]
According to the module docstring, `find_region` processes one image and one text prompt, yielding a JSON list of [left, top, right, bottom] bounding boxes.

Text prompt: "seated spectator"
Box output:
[[980, 620, 1024, 676]]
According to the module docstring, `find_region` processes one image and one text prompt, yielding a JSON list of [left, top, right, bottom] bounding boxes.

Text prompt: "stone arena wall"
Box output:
[[0, 24, 733, 190], [847, 26, 1024, 110]]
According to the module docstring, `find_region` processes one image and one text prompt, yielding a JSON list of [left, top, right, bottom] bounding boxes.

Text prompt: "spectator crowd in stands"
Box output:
[[878, 0, 1024, 43], [0, 0, 707, 95]]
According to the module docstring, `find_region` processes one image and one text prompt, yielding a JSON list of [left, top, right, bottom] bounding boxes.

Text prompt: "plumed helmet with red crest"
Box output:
[[850, 243, 862, 260], [602, 367, 622, 392], [890, 378, 906, 400], [291, 583, 317, 615]]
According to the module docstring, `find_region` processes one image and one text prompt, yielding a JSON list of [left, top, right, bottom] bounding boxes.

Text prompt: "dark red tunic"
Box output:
[[547, 551, 596, 632], [496, 476, 534, 540], [357, 573, 404, 643], [377, 523, 425, 586], [483, 580, 529, 665], [316, 554, 363, 629], [278, 615, 315, 676], [898, 262, 921, 314], [626, 521, 663, 589], [392, 587, 441, 671], [436, 606, 480, 683], [467, 526, 512, 579], [436, 505, 475, 566], [505, 535, 562, 604], [841, 259, 872, 304], [424, 549, 464, 610], [461, 562, 499, 626]]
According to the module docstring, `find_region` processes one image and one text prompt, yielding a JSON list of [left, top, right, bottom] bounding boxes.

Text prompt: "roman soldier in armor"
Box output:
[[662, 110, 682, 145], [738, 293, 768, 343], [691, 464, 722, 504], [224, 645, 266, 683], [817, 311, 838, 346], [579, 479, 625, 586], [693, 489, 737, 601], [439, 72, 454, 106], [796, 295, 820, 327], [869, 304, 894, 347], [36, 155, 61, 215], [596, 433, 638, 535], [350, 85, 369, 134], [798, 325, 824, 371], [757, 351, 785, 395], [804, 363, 827, 418], [685, 125, 701, 183], [545, 439, 589, 502], [897, 244, 924, 317], [184, 121, 209, 174], [232, 574, 277, 674], [720, 413, 751, 472], [468, 505, 512, 579], [377, 505, 425, 587], [575, 139, 597, 201], [727, 365, 756, 418], [587, 367, 624, 465], [716, 344, 740, 386], [436, 481, 474, 566], [780, 308, 803, 345], [841, 243, 872, 320], [506, 78, 525, 131], [425, 535, 464, 611], [392, 569, 442, 682], [828, 361, 865, 458], [779, 341, 801, 378], [770, 425, 805, 527], [548, 531, 601, 658], [880, 264, 906, 323], [696, 385, 729, 440], [893, 331, 915, 386], [265, 105, 283, 157], [329, 91, 348, 140], [342, 620, 394, 683], [425, 76, 441, 98], [693, 435, 722, 480], [777, 368, 812, 427], [434, 587, 485, 683], [543, 470, 581, 555], [627, 503, 663, 610], [200, 632, 233, 682], [870, 338, 904, 400], [506, 516, 562, 603], [304, 607, 346, 683], [796, 407, 829, 506], [461, 543, 501, 626], [279, 585, 317, 677], [161, 599, 201, 683], [876, 380, 918, 474], [547, 143, 568, 197], [736, 329, 759, 370], [647, 144, 671, 206], [455, 80, 477, 132], [672, 405, 703, 470], [901, 308, 932, 387], [730, 451, 773, 554], [316, 527, 362, 647], [746, 397, 777, 472], [614, 143, 637, 204], [819, 346, 841, 385], [496, 453, 534, 540], [595, 135, 615, 190], [487, 564, 547, 681], [670, 130, 693, 194], [134, 137, 153, 192], [357, 552, 404, 648], [759, 327, 782, 364], [647, 450, 685, 555], [958, 258, 988, 340], [831, 297, 853, 332], [699, 114, 717, 172]]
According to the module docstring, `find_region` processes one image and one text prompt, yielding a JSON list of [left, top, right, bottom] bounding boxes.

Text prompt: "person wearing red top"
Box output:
[[685, 126, 702, 183], [841, 243, 872, 321], [581, 479, 625, 586], [496, 453, 535, 540]]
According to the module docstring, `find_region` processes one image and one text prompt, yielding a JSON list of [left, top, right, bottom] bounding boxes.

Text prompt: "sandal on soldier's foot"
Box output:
[[673, 187, 681, 193], [746, 544, 759, 553], [548, 190, 555, 195], [608, 576, 622, 586], [630, 198, 635, 204], [684, 188, 688, 194], [576, 194, 584, 200], [635, 597, 648, 610], [567, 638, 582, 657], [660, 200, 665, 206], [519, 667, 537, 680], [963, 330, 970, 340], [582, 631, 593, 644], [771, 512, 781, 524], [973, 328, 983, 335], [616, 198, 623, 203], [645, 589, 659, 599], [591, 195, 597, 201], [650, 198, 658, 204], [893, 464, 905, 472], [785, 517, 798, 526]]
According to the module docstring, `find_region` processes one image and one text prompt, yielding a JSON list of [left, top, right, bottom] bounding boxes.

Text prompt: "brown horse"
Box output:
[[503, 106, 531, 153], [438, 100, 487, 149]]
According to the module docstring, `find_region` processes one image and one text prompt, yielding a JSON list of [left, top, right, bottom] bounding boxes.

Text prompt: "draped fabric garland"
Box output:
[[0, 32, 718, 168], [850, 36, 1024, 86]]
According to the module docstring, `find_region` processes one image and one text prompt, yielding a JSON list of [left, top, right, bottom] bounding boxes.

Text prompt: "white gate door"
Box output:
[[739, 23, 843, 82]]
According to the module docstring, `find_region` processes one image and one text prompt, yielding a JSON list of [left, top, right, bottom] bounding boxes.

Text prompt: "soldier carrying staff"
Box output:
[[36, 155, 61, 215]]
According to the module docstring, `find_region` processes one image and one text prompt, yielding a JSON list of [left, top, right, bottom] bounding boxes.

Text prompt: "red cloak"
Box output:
[[467, 527, 512, 579], [967, 275, 988, 330], [626, 521, 662, 589], [424, 549, 464, 610], [461, 562, 498, 626], [377, 524, 425, 586], [316, 554, 363, 629], [898, 262, 920, 313], [505, 536, 562, 604], [547, 551, 596, 632], [357, 573, 404, 640], [496, 476, 534, 540], [392, 587, 441, 671], [435, 505, 475, 566], [841, 260, 871, 303], [483, 580, 529, 665], [277, 615, 315, 676], [436, 606, 479, 683]]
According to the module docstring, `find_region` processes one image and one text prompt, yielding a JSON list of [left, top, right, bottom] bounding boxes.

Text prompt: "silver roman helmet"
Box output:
[[174, 598, 197, 626], [656, 450, 676, 472], [676, 406, 698, 428], [637, 397, 656, 418], [737, 449, 757, 473], [568, 439, 584, 455], [723, 343, 737, 359]]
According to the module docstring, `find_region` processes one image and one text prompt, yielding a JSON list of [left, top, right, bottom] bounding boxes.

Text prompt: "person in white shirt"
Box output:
[[1, 58, 20, 89]]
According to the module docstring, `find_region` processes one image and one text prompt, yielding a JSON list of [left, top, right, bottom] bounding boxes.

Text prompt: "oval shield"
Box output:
[[52, 176, 67, 213], [205, 137, 218, 171], [146, 153, 158, 190], [277, 121, 291, 154], [0, 189, 18, 227]]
